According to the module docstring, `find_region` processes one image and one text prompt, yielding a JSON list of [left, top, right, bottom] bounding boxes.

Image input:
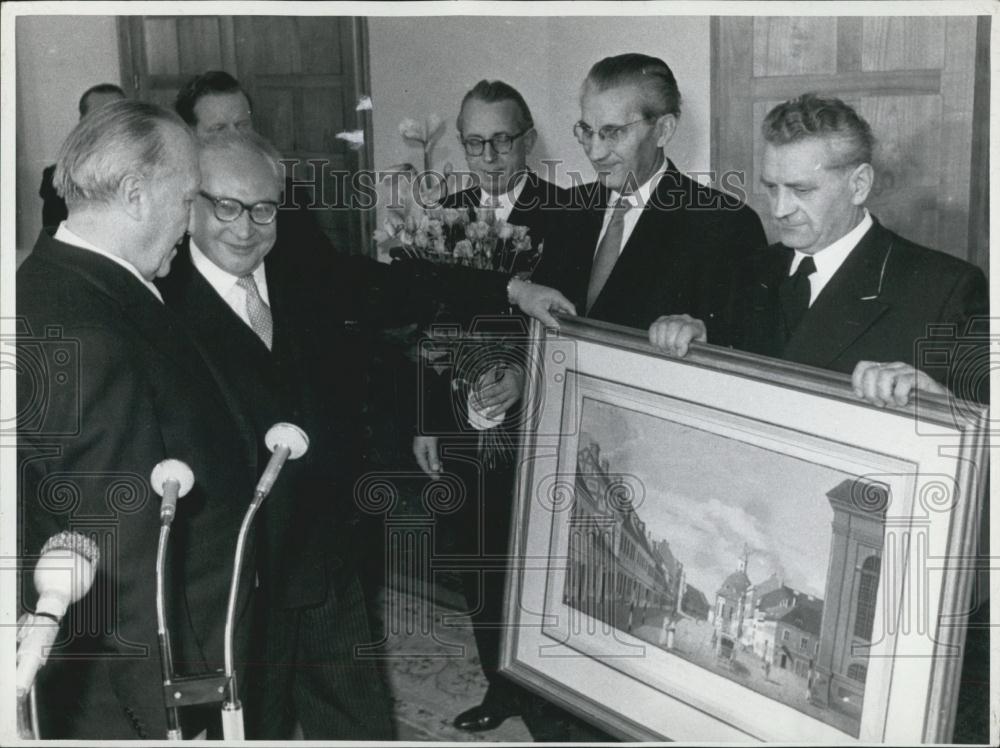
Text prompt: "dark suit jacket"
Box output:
[[739, 219, 989, 401], [158, 240, 365, 610], [17, 231, 259, 738], [423, 174, 570, 436], [39, 164, 68, 232], [531, 161, 768, 342]]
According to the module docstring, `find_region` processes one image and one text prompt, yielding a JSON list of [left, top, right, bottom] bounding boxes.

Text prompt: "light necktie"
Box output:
[[779, 255, 817, 339], [237, 274, 273, 350], [586, 199, 630, 313]]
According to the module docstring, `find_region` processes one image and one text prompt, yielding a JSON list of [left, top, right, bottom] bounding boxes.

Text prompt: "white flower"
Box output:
[[399, 118, 424, 142], [355, 95, 374, 112], [335, 129, 365, 150], [496, 221, 514, 240]]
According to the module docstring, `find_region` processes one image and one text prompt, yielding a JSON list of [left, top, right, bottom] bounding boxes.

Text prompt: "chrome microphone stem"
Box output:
[[156, 523, 182, 740], [221, 492, 266, 739], [30, 685, 39, 739]]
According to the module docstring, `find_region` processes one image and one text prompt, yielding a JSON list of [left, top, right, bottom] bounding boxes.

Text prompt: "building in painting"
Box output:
[[811, 478, 888, 717], [712, 546, 752, 638], [563, 439, 672, 629], [773, 597, 824, 680]]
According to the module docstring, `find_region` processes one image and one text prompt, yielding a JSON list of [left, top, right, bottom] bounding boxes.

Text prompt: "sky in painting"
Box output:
[[577, 396, 854, 600]]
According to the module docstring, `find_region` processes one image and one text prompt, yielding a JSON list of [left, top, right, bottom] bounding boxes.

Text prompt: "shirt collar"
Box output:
[[609, 157, 669, 209], [189, 239, 269, 303], [54, 222, 163, 302], [478, 172, 528, 211], [789, 209, 873, 276]]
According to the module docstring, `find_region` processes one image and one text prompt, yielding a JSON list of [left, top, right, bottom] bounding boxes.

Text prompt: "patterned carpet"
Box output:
[[375, 576, 534, 742]]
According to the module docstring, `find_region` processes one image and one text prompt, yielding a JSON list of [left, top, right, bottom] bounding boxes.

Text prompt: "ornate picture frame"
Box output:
[[501, 316, 988, 742]]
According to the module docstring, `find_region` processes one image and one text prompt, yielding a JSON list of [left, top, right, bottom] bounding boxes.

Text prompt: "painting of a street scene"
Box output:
[[561, 397, 889, 737]]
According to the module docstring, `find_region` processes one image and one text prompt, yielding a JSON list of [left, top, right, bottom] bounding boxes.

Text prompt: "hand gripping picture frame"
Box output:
[[500, 316, 988, 743]]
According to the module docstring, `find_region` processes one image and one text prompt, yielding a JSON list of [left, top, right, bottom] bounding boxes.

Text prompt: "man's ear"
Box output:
[[656, 114, 678, 149], [522, 127, 537, 156], [849, 162, 874, 205], [117, 173, 145, 221]]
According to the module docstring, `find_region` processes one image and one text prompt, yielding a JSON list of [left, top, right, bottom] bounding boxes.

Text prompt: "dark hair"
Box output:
[[174, 70, 252, 126], [78, 83, 125, 117], [762, 93, 875, 167], [457, 80, 534, 134], [584, 53, 681, 118]]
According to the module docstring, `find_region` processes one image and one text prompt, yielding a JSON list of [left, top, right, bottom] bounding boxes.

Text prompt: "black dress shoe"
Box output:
[[452, 703, 518, 732]]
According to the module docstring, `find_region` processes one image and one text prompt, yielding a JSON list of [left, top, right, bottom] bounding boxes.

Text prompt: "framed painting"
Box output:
[[501, 316, 988, 743]]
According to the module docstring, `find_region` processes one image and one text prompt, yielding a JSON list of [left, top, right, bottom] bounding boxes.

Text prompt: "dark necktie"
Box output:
[[587, 200, 630, 313], [237, 274, 273, 350], [779, 255, 817, 339]]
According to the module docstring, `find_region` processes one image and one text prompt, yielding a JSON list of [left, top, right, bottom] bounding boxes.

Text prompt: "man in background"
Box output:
[[157, 131, 394, 740], [413, 79, 570, 734], [18, 100, 258, 739], [39, 82, 126, 232]]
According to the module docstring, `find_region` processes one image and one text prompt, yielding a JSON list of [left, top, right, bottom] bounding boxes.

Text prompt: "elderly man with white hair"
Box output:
[[17, 100, 260, 739]]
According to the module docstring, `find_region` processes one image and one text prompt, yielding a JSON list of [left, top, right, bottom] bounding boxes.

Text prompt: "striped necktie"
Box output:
[[586, 199, 630, 313], [237, 274, 273, 350]]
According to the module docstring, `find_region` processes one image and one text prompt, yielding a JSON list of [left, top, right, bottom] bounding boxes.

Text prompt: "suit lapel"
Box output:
[[782, 222, 892, 367], [589, 164, 683, 318], [41, 236, 231, 399]]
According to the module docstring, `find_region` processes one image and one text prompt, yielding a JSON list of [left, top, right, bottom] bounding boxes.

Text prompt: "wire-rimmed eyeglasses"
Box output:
[[573, 118, 653, 147], [199, 191, 278, 225]]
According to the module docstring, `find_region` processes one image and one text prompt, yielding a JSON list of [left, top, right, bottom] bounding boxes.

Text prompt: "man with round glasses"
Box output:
[[508, 52, 767, 341], [157, 132, 394, 741]]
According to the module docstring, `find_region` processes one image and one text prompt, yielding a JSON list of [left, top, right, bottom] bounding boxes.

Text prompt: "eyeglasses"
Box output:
[[573, 118, 653, 147], [199, 191, 278, 225], [461, 129, 530, 157]]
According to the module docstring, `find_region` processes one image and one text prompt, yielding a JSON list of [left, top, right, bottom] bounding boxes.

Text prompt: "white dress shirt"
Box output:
[[789, 210, 873, 306], [478, 172, 528, 222], [54, 222, 163, 302], [189, 240, 270, 330], [594, 159, 670, 259]]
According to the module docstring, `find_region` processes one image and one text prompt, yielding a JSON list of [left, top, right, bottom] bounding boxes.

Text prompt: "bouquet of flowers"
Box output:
[[376, 201, 538, 275], [374, 116, 544, 467]]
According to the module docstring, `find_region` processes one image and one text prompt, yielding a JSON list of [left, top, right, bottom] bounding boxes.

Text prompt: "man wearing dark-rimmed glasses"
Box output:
[[444, 79, 570, 264], [508, 52, 767, 343], [416, 79, 572, 734], [157, 131, 394, 741]]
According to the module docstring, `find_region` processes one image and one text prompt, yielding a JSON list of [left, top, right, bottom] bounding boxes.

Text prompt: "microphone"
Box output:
[[255, 423, 310, 499], [16, 531, 100, 697], [220, 423, 308, 739], [150, 459, 195, 525]]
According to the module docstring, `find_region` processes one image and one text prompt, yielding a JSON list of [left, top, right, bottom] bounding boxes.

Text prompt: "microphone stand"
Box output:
[[156, 523, 183, 740], [219, 491, 267, 741], [221, 423, 309, 741]]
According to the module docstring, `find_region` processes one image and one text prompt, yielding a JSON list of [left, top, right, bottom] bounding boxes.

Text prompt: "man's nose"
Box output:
[[585, 134, 611, 162], [771, 188, 795, 218], [230, 211, 255, 239], [481, 143, 497, 163]]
